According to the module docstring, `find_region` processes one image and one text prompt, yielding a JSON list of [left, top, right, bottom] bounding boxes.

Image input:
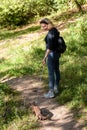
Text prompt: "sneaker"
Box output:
[[44, 90, 54, 98], [54, 85, 58, 94]]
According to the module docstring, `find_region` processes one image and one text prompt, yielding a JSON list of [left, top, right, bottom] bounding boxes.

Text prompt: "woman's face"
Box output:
[[40, 23, 48, 31]]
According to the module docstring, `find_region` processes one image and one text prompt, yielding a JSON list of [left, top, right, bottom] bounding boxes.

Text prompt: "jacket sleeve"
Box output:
[[46, 33, 54, 50]]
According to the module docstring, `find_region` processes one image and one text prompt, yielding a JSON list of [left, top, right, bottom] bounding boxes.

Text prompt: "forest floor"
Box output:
[[7, 76, 86, 130], [0, 6, 87, 129]]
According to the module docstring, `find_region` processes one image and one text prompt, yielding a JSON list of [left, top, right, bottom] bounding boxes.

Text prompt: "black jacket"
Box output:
[[45, 27, 60, 52]]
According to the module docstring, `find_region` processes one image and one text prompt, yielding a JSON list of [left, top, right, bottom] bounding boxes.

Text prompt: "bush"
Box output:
[[0, 0, 36, 27], [35, 0, 58, 16], [0, 0, 58, 28]]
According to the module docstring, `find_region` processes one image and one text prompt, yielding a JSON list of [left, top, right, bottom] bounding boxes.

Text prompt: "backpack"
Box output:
[[57, 36, 66, 53]]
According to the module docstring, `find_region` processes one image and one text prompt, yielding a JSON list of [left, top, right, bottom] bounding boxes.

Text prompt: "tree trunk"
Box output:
[[74, 0, 82, 11]]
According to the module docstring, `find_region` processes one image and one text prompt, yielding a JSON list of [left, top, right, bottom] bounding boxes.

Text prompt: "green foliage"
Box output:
[[35, 0, 58, 16], [56, 0, 87, 10], [0, 0, 36, 27], [0, 83, 39, 130], [0, 8, 87, 129], [0, 0, 58, 28], [74, 0, 86, 5], [0, 0, 86, 28], [56, 14, 87, 110]]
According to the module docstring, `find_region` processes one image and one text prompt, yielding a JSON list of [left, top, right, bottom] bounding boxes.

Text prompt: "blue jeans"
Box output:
[[47, 52, 60, 90]]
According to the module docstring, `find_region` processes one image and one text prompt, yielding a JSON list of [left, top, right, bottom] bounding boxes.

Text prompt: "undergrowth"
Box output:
[[0, 10, 87, 129]]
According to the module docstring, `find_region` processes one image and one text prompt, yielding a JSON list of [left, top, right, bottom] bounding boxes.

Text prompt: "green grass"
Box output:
[[0, 10, 87, 129], [0, 26, 44, 130], [0, 36, 45, 80], [0, 83, 39, 130], [0, 25, 40, 40], [55, 12, 87, 121]]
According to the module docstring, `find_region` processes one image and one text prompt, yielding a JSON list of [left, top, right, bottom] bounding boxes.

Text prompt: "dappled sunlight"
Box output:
[[0, 4, 87, 129], [6, 76, 86, 130], [0, 25, 40, 40]]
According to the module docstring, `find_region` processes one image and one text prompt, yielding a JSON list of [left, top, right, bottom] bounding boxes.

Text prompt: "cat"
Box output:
[[30, 102, 49, 120]]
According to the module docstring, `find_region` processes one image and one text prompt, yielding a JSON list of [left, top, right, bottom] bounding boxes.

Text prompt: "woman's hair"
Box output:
[[40, 18, 54, 25]]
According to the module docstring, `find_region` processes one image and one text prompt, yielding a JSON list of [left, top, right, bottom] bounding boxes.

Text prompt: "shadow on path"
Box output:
[[7, 76, 86, 130]]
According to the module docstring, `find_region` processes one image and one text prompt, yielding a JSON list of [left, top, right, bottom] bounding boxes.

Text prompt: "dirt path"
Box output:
[[7, 76, 86, 130], [0, 31, 44, 59]]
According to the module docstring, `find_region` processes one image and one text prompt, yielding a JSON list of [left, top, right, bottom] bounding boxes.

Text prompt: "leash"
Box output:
[[40, 65, 44, 82], [35, 65, 44, 105]]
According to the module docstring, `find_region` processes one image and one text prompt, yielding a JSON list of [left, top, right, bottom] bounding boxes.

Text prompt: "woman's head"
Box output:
[[40, 18, 54, 31]]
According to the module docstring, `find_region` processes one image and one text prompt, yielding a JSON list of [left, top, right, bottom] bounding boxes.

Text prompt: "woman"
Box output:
[[40, 18, 61, 98]]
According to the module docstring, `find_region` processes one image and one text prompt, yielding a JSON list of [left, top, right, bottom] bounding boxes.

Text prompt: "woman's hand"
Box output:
[[42, 49, 50, 65], [42, 57, 46, 65]]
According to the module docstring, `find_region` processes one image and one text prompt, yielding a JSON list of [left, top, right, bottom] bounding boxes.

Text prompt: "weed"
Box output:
[[0, 11, 87, 129]]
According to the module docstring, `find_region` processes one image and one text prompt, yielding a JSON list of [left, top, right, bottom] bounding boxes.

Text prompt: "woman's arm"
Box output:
[[42, 49, 51, 65]]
